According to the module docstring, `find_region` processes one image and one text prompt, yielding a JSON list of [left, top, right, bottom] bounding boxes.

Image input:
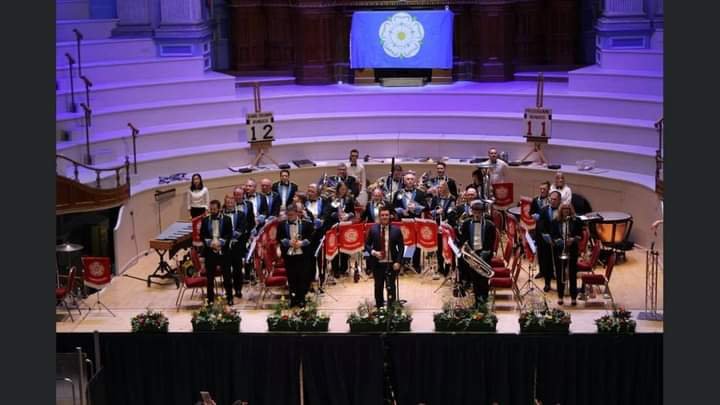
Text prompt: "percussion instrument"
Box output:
[[56, 243, 84, 253], [147, 221, 192, 288], [587, 211, 633, 246], [507, 206, 521, 218]]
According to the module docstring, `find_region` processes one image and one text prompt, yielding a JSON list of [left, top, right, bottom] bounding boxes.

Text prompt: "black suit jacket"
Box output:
[[361, 201, 386, 223], [276, 219, 315, 258], [392, 188, 427, 218], [430, 176, 458, 197], [327, 196, 356, 226], [200, 214, 234, 254], [365, 223, 404, 268], [223, 209, 249, 249], [235, 200, 255, 231], [430, 195, 456, 224], [262, 191, 282, 217], [530, 196, 548, 216], [457, 217, 496, 257], [272, 181, 298, 207], [247, 194, 269, 218]]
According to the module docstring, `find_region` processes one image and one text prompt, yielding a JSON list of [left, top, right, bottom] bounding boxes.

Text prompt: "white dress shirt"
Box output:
[[550, 184, 573, 205]]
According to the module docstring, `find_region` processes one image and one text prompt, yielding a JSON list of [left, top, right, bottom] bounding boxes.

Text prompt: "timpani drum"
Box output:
[[589, 211, 633, 246], [507, 206, 521, 218]]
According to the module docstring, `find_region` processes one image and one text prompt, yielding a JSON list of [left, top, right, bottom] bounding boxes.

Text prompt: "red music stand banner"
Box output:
[[82, 256, 112, 286], [324, 225, 339, 260], [519, 196, 536, 231], [393, 220, 416, 246], [415, 219, 438, 251], [440, 224, 456, 265], [493, 182, 514, 209], [338, 222, 366, 254]]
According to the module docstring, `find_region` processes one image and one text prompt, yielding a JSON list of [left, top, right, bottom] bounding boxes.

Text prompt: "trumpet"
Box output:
[[460, 242, 495, 278]]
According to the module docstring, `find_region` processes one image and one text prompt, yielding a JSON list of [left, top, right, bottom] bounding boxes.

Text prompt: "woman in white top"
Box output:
[[187, 173, 210, 218], [550, 172, 572, 205]]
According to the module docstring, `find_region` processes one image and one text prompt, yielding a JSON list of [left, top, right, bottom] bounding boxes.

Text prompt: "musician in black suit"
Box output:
[[327, 181, 356, 278], [428, 162, 458, 197], [276, 204, 315, 307], [392, 173, 426, 219], [430, 181, 456, 277], [361, 188, 386, 223], [530, 181, 551, 280], [457, 201, 497, 305], [365, 207, 404, 308], [332, 163, 359, 197], [223, 195, 249, 299], [539, 195, 583, 305], [450, 188, 478, 229], [272, 169, 299, 211], [244, 179, 269, 220], [383, 165, 405, 200], [536, 190, 562, 294], [201, 200, 235, 305], [304, 184, 330, 287], [233, 186, 257, 283], [260, 178, 282, 217]]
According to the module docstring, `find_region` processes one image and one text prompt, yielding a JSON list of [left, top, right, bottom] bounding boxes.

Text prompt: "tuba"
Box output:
[[460, 242, 495, 278]]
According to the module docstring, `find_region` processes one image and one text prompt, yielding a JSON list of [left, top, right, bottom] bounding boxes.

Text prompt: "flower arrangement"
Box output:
[[434, 299, 497, 332], [131, 309, 169, 333], [191, 297, 241, 333], [267, 295, 330, 332], [347, 300, 413, 332], [595, 306, 636, 334], [519, 306, 572, 334]]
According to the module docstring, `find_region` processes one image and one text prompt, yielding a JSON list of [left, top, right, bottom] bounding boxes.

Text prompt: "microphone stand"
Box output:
[[73, 29, 83, 77], [64, 53, 77, 113], [128, 123, 139, 174], [80, 103, 93, 165], [80, 75, 92, 110]]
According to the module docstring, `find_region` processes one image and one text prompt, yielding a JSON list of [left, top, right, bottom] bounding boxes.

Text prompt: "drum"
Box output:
[[589, 211, 633, 245], [507, 206, 521, 218]]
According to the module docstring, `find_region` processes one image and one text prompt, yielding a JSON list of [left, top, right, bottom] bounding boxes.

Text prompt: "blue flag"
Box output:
[[350, 10, 454, 69]]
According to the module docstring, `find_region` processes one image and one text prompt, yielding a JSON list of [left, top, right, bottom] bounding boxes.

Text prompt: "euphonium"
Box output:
[[460, 242, 495, 278]]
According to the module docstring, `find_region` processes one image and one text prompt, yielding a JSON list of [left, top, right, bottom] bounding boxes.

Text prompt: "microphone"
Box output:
[[64, 53, 75, 65], [72, 28, 83, 40], [80, 75, 92, 87], [80, 103, 91, 114], [128, 123, 139, 133]]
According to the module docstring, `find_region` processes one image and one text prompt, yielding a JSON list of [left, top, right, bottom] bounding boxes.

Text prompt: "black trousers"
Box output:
[[189, 207, 206, 219], [436, 234, 447, 276], [460, 250, 490, 303], [537, 236, 553, 283], [284, 255, 309, 306], [229, 242, 246, 296], [372, 262, 397, 308], [204, 250, 232, 304], [554, 252, 579, 300]]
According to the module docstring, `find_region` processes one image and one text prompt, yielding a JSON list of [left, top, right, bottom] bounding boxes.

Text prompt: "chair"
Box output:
[[80, 256, 116, 317], [177, 253, 208, 310], [193, 248, 223, 290], [489, 248, 522, 310], [580, 252, 616, 306], [490, 228, 503, 267], [254, 244, 288, 308], [577, 240, 602, 272], [578, 227, 590, 259], [56, 266, 81, 321], [491, 238, 514, 278]]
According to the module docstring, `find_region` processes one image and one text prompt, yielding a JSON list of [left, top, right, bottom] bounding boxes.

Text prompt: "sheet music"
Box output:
[[525, 231, 537, 254]]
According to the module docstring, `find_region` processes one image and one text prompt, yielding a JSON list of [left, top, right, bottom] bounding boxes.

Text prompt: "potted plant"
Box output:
[[434, 299, 497, 332], [519, 305, 571, 334], [347, 300, 413, 333], [267, 295, 330, 332], [595, 306, 637, 334], [191, 297, 241, 333], [131, 309, 169, 333]]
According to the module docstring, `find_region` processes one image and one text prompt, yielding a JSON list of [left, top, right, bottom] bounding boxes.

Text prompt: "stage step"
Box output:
[[598, 48, 663, 72], [56, 37, 156, 66], [514, 71, 569, 82], [56, 72, 236, 112], [56, 56, 205, 89], [56, 18, 118, 42], [568, 66, 663, 96], [381, 77, 427, 87], [57, 0, 89, 20], [235, 76, 296, 87]]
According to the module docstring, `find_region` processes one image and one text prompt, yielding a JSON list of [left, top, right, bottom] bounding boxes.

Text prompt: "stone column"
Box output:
[[154, 0, 213, 69], [112, 0, 160, 37], [595, 0, 652, 50]]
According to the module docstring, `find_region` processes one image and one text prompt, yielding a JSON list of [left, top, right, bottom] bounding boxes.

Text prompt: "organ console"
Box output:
[[147, 221, 193, 288]]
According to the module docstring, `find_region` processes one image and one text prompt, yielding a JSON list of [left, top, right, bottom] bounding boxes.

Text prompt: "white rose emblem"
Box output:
[[379, 12, 424, 58]]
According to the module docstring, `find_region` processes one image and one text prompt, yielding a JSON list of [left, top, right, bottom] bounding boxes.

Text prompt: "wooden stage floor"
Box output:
[[56, 248, 663, 334]]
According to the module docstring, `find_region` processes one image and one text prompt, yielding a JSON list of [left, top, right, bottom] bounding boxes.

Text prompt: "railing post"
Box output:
[[74, 163, 79, 182], [96, 170, 101, 188], [116, 169, 120, 187], [125, 156, 130, 186]]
